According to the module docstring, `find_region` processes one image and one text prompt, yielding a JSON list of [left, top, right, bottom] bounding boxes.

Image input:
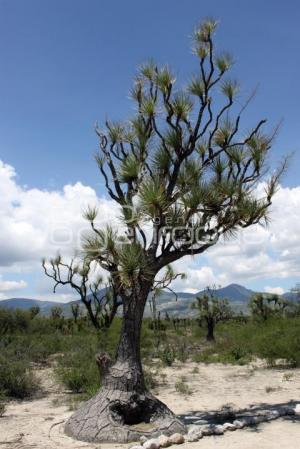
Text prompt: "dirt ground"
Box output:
[[1, 361, 300, 448]]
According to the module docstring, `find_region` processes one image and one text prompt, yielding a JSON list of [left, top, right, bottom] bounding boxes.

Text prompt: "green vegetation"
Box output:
[[1, 305, 300, 407]]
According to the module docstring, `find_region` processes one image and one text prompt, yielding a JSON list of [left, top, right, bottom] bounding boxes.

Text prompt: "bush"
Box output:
[[57, 368, 91, 393], [159, 345, 176, 366], [0, 393, 6, 417], [175, 378, 192, 395], [0, 356, 39, 399], [55, 335, 101, 396]]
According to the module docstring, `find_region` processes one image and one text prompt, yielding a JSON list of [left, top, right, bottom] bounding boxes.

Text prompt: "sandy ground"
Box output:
[[1, 361, 300, 448]]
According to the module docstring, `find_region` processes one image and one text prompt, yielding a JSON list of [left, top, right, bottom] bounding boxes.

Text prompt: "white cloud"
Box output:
[[264, 286, 285, 295], [0, 161, 119, 270], [0, 278, 27, 292]]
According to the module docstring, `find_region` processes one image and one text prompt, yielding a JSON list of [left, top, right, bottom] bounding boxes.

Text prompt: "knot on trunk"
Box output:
[[95, 352, 112, 375]]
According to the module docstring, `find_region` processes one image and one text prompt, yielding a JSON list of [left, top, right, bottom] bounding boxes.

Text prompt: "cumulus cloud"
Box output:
[[0, 278, 27, 292], [1, 159, 300, 298], [0, 161, 119, 269], [264, 286, 285, 295]]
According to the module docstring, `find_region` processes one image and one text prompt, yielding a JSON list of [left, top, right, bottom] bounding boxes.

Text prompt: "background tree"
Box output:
[[70, 303, 81, 324], [45, 19, 286, 443], [29, 306, 40, 320], [249, 293, 289, 321], [43, 256, 120, 331], [193, 286, 233, 341]]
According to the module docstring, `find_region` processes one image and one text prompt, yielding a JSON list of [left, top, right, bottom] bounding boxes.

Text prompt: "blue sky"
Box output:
[[0, 0, 300, 300]]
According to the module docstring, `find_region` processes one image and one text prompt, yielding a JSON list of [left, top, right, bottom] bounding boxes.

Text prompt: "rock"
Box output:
[[266, 410, 280, 421], [251, 415, 266, 425], [294, 404, 300, 414], [186, 425, 203, 442], [140, 436, 148, 444], [222, 422, 237, 431], [233, 419, 246, 429], [168, 433, 185, 444], [211, 425, 224, 435], [130, 446, 144, 449], [158, 435, 171, 447], [282, 406, 295, 416], [202, 425, 214, 436], [143, 439, 160, 449]]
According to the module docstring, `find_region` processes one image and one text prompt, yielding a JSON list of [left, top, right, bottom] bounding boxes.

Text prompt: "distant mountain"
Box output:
[[0, 297, 81, 316], [196, 283, 256, 303], [0, 284, 291, 318]]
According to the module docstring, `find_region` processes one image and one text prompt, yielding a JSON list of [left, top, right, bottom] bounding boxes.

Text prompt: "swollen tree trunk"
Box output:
[[65, 282, 186, 443]]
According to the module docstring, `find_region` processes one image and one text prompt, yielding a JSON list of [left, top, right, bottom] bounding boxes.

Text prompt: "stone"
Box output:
[[233, 419, 246, 429], [186, 425, 203, 442], [251, 415, 266, 425], [282, 406, 295, 416], [211, 425, 224, 435], [266, 410, 280, 421], [140, 436, 148, 444], [222, 422, 237, 431], [202, 425, 214, 436], [130, 446, 144, 449], [158, 435, 171, 447], [294, 404, 300, 414], [143, 439, 160, 449], [168, 433, 185, 444]]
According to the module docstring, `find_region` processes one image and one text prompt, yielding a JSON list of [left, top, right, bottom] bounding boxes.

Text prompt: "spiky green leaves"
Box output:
[[83, 205, 98, 222], [193, 18, 218, 60], [118, 242, 153, 287], [140, 96, 157, 116], [139, 60, 157, 81], [236, 196, 267, 226], [215, 53, 234, 73], [177, 160, 202, 189], [152, 147, 172, 174], [194, 18, 218, 44], [106, 122, 125, 143], [82, 226, 118, 261], [139, 178, 169, 218], [221, 79, 239, 100], [171, 92, 193, 120], [187, 76, 205, 98], [213, 119, 235, 147], [156, 66, 176, 93], [119, 154, 140, 183]]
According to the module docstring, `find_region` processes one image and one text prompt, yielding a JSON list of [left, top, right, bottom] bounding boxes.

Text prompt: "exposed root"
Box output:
[[65, 389, 186, 443]]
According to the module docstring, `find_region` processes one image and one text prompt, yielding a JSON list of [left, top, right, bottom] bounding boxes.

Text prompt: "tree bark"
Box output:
[[65, 282, 186, 443], [206, 319, 215, 342]]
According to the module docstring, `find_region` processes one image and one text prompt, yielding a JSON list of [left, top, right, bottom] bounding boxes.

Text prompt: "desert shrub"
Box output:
[[144, 370, 158, 390], [58, 368, 91, 393], [0, 393, 6, 417], [55, 335, 101, 396], [0, 356, 39, 399], [176, 341, 189, 363], [175, 378, 192, 395], [159, 345, 176, 366]]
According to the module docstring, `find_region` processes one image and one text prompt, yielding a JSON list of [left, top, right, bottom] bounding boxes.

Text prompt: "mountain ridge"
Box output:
[[0, 283, 286, 317]]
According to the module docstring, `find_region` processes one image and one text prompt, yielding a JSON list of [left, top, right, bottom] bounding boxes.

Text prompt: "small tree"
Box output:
[[249, 293, 289, 321], [44, 19, 286, 443], [29, 306, 40, 320], [42, 256, 120, 331], [193, 286, 233, 341], [70, 303, 81, 323]]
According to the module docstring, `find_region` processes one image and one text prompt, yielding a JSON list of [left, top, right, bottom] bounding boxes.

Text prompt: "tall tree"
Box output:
[[46, 19, 286, 443]]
